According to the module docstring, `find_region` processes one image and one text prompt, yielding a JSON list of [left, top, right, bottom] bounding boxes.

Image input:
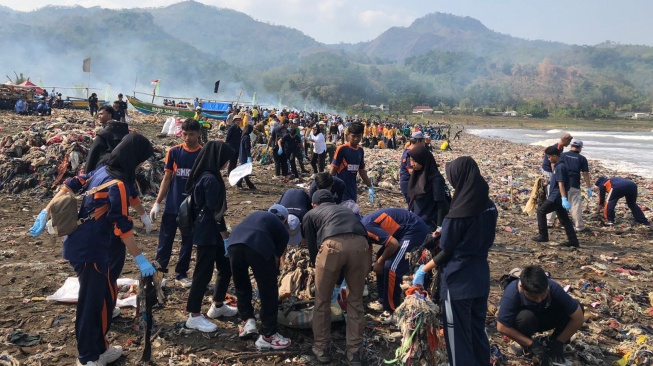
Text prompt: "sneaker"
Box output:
[[367, 300, 384, 311], [112, 307, 121, 319], [559, 241, 579, 248], [76, 361, 103, 366], [255, 333, 291, 350], [238, 318, 257, 338], [312, 345, 332, 364], [605, 221, 614, 226], [177, 277, 192, 288], [362, 284, 369, 297], [380, 311, 395, 325], [509, 341, 524, 355], [207, 302, 238, 318], [347, 349, 363, 366], [531, 235, 549, 243], [98, 345, 123, 364], [185, 314, 218, 332], [577, 227, 591, 233]]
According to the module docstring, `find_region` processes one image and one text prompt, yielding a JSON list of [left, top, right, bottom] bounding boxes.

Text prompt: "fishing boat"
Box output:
[[127, 96, 230, 119], [61, 97, 110, 110]]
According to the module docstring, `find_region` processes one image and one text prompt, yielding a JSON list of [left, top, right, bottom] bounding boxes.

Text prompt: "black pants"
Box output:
[[227, 154, 238, 174], [89, 104, 98, 116], [442, 290, 490, 366], [186, 244, 232, 313], [286, 151, 300, 178], [537, 199, 578, 243], [228, 244, 279, 337], [513, 302, 582, 340], [236, 175, 255, 189], [311, 151, 327, 174], [155, 212, 193, 279], [273, 147, 288, 176]]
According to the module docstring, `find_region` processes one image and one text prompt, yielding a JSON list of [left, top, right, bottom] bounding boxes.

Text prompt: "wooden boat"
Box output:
[[63, 97, 109, 110], [127, 96, 229, 119]]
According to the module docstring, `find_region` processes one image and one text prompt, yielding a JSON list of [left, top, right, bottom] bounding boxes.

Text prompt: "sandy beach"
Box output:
[[0, 109, 651, 365]]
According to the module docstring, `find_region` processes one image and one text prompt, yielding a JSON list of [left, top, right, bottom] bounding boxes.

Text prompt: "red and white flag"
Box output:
[[151, 79, 160, 85]]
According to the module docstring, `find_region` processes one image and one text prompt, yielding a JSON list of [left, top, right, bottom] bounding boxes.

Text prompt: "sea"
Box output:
[[468, 128, 653, 178]]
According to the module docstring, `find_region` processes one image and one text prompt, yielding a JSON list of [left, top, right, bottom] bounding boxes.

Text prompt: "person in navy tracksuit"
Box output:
[[43, 134, 156, 365], [362, 208, 429, 319], [413, 156, 498, 366], [596, 176, 651, 227]]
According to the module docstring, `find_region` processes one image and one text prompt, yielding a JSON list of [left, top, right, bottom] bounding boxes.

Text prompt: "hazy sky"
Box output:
[[1, 0, 652, 46]]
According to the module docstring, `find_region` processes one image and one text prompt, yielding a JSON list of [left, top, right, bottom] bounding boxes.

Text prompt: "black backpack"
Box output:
[[176, 194, 196, 236]]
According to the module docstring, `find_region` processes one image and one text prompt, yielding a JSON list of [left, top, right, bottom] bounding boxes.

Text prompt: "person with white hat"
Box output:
[[561, 140, 592, 232]]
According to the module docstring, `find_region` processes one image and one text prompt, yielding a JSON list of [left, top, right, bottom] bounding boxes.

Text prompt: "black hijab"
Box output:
[[407, 145, 443, 199], [185, 141, 234, 193], [444, 156, 490, 218], [104, 133, 153, 185], [242, 124, 253, 137]]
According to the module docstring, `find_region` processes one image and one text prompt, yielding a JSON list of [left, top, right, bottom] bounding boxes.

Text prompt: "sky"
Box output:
[[1, 0, 652, 46]]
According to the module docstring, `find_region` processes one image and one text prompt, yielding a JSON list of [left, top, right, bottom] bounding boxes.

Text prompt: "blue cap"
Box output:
[[268, 204, 289, 220]]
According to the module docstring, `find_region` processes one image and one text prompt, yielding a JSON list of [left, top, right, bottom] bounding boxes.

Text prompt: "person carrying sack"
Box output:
[[30, 134, 157, 366]]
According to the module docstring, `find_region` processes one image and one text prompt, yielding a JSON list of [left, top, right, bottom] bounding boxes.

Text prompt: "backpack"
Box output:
[[48, 179, 120, 237], [176, 194, 196, 236]]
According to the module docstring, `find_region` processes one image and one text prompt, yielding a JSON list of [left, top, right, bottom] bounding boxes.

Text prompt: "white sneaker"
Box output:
[[76, 360, 103, 366], [255, 333, 291, 350], [99, 345, 123, 364], [185, 314, 218, 332], [207, 302, 238, 318], [363, 284, 369, 297], [238, 318, 257, 338], [112, 307, 121, 319], [380, 311, 395, 325], [177, 277, 192, 288]]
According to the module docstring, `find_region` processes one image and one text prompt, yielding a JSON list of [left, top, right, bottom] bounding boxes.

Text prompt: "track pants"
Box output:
[[186, 244, 232, 313], [313, 234, 370, 358], [537, 199, 578, 243], [155, 212, 193, 279], [71, 262, 113, 365], [605, 186, 649, 224], [442, 290, 490, 366], [273, 147, 289, 176], [311, 151, 326, 174]]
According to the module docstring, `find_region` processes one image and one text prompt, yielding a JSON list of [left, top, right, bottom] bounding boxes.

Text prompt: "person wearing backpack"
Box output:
[[150, 119, 202, 288], [183, 141, 238, 332], [31, 134, 157, 366]]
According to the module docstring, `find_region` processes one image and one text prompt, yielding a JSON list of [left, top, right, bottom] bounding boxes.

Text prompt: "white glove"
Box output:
[[149, 202, 160, 222], [141, 214, 152, 234]]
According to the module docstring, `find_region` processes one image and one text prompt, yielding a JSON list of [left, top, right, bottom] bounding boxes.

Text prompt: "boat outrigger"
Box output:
[[127, 96, 230, 119]]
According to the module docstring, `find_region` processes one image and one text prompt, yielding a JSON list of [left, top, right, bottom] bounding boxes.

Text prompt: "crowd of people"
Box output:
[[25, 102, 653, 366]]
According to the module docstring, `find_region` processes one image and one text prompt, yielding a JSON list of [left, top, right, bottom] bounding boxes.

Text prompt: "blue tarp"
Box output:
[[201, 102, 229, 112]]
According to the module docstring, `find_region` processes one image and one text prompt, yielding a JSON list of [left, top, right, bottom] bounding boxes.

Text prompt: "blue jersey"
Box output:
[[277, 188, 312, 222], [541, 143, 564, 173], [331, 143, 366, 202], [561, 150, 588, 189], [399, 148, 412, 182], [228, 211, 289, 260], [164, 144, 202, 214], [362, 208, 427, 246], [548, 161, 569, 202], [308, 176, 346, 205]]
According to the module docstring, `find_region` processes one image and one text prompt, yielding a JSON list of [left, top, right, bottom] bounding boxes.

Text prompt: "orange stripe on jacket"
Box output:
[[117, 182, 128, 217], [374, 213, 401, 237], [93, 263, 110, 349], [603, 180, 613, 221]]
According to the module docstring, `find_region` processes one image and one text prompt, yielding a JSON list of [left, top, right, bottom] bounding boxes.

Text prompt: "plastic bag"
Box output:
[[228, 163, 252, 186], [161, 117, 174, 134]]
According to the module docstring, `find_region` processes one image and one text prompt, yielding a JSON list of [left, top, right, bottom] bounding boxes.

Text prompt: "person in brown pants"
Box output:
[[302, 189, 371, 366]]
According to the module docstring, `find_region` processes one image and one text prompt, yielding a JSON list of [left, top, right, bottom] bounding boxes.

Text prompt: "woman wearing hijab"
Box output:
[[237, 124, 256, 190], [406, 145, 450, 231], [184, 141, 238, 333], [309, 124, 327, 174], [37, 134, 156, 366], [412, 156, 498, 366]]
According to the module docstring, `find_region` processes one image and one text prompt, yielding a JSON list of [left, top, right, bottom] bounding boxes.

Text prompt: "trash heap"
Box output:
[[0, 114, 167, 196]]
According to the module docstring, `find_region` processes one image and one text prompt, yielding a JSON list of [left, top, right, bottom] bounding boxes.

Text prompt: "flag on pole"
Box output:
[[252, 92, 256, 105], [105, 84, 111, 102], [151, 79, 161, 94], [214, 80, 220, 94], [82, 58, 91, 73]]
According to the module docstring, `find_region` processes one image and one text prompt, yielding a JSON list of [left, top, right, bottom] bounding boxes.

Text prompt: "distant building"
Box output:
[[632, 112, 650, 120], [503, 110, 519, 117], [412, 105, 433, 114]]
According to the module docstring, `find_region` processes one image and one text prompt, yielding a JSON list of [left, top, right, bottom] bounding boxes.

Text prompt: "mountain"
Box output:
[[2, 2, 653, 114]]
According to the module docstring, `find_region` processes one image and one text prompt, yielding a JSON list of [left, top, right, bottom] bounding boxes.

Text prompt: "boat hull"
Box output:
[[127, 96, 228, 119]]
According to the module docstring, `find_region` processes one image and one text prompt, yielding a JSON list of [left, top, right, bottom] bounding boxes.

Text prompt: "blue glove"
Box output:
[[278, 147, 283, 155], [133, 253, 156, 277], [587, 188, 593, 198], [368, 186, 376, 203], [561, 197, 571, 210], [331, 287, 340, 303], [29, 209, 48, 237], [223, 238, 229, 257], [413, 265, 427, 286], [247, 157, 252, 163]]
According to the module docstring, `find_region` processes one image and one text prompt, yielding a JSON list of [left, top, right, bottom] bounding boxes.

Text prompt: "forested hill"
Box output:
[[2, 1, 653, 115]]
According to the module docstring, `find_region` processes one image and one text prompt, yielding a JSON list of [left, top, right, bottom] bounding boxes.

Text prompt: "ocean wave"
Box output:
[[529, 139, 558, 147], [546, 129, 562, 134], [599, 160, 653, 179], [613, 135, 653, 141]]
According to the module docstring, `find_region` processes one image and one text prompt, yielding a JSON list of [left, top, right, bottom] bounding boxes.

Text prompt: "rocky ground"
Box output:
[[0, 109, 652, 365]]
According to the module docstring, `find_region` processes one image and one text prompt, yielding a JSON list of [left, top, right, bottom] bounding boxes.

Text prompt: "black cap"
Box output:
[[312, 189, 334, 205]]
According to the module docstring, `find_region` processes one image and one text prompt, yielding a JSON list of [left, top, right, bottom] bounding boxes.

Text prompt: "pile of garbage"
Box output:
[[0, 114, 167, 196]]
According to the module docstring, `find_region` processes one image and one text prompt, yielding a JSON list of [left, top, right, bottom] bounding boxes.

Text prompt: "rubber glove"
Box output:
[[331, 287, 340, 303], [278, 147, 283, 155], [561, 197, 571, 210], [223, 238, 229, 257], [140, 214, 152, 234], [527, 340, 550, 365], [368, 186, 376, 203], [247, 157, 252, 163], [587, 188, 593, 199], [149, 202, 160, 221], [133, 253, 156, 277], [548, 339, 565, 362], [29, 209, 48, 237], [412, 264, 427, 286]]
